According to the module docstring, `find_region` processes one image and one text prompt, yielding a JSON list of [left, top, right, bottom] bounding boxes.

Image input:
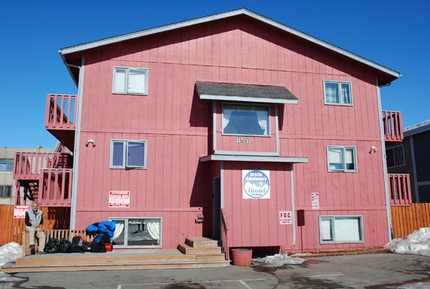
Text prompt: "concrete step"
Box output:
[[185, 237, 219, 248], [1, 249, 230, 273], [178, 243, 222, 255], [2, 259, 230, 273]]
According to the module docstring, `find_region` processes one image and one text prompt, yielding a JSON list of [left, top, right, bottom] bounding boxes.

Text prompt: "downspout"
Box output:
[[290, 163, 296, 246], [70, 55, 85, 229], [376, 78, 393, 241]]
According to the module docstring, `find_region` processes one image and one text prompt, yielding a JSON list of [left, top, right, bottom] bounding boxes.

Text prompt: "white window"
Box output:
[[324, 81, 352, 105], [0, 158, 14, 171], [113, 67, 148, 95], [109, 217, 161, 248], [386, 145, 405, 168], [222, 104, 270, 136], [327, 146, 357, 172], [110, 140, 147, 169], [320, 216, 363, 243], [0, 186, 11, 198]]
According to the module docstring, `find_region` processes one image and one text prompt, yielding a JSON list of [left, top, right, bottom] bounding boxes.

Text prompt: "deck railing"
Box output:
[[14, 152, 73, 206], [388, 174, 412, 206], [382, 111, 404, 142], [39, 168, 73, 206], [45, 94, 76, 130]]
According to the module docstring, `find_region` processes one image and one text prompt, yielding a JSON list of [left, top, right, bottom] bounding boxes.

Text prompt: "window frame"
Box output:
[[112, 66, 148, 95], [0, 158, 14, 171], [323, 80, 353, 106], [327, 146, 357, 172], [0, 185, 12, 198], [109, 217, 162, 248], [386, 145, 405, 168], [110, 139, 148, 169], [221, 102, 271, 136], [320, 215, 364, 244]]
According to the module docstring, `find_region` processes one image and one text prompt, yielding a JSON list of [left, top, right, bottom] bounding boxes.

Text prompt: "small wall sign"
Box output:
[[13, 206, 30, 218], [311, 192, 320, 210], [279, 211, 292, 225], [109, 191, 130, 208]]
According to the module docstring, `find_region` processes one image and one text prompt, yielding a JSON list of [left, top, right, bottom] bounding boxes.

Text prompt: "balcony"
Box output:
[[388, 174, 412, 206], [14, 152, 73, 207], [45, 94, 77, 151], [382, 111, 403, 142]]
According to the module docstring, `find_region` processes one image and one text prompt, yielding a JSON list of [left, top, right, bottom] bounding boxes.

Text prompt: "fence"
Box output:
[[391, 203, 430, 239], [0, 205, 70, 246]]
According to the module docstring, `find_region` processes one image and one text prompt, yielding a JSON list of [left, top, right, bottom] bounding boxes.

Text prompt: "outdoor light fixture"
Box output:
[[85, 139, 96, 147], [369, 146, 378, 153]]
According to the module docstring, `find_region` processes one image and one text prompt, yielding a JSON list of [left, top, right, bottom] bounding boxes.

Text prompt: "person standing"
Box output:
[[25, 201, 46, 254]]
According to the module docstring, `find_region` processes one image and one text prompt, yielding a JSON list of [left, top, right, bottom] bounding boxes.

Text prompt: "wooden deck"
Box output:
[[2, 238, 229, 273]]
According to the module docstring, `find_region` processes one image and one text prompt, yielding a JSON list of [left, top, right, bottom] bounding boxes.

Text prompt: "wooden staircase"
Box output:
[[1, 237, 229, 273]]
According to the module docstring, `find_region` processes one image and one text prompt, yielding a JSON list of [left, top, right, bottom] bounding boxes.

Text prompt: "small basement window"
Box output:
[[110, 217, 162, 248], [320, 216, 363, 243]]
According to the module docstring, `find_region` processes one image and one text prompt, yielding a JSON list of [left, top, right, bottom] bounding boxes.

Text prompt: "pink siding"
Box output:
[[222, 162, 293, 248], [71, 15, 390, 250]]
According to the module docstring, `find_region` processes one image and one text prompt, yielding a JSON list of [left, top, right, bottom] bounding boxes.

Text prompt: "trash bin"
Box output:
[[231, 248, 252, 266]]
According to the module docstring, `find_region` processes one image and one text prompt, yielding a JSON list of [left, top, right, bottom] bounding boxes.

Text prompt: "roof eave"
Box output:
[[58, 8, 401, 80]]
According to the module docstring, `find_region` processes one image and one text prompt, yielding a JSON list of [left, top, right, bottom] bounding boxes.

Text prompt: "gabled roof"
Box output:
[[404, 119, 430, 137], [60, 8, 401, 85]]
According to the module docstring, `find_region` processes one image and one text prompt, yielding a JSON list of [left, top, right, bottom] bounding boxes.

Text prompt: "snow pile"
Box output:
[[0, 242, 23, 266], [0, 271, 23, 282], [387, 227, 430, 257], [252, 253, 306, 267]]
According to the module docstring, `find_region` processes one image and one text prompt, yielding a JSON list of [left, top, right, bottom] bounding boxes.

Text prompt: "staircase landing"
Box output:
[[2, 238, 229, 273]]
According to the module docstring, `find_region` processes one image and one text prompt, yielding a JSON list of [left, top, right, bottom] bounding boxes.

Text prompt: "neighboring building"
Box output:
[[14, 9, 405, 254], [387, 120, 430, 203], [0, 147, 53, 205]]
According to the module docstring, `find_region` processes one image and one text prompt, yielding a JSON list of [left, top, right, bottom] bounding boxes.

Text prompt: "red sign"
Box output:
[[279, 211, 292, 225], [108, 191, 130, 208], [13, 206, 30, 218]]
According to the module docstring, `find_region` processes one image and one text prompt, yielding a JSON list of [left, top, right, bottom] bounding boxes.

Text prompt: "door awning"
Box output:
[[196, 82, 298, 104]]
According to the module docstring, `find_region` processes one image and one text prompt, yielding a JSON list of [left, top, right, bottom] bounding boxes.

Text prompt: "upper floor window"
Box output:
[[0, 159, 14, 171], [327, 146, 357, 172], [324, 81, 352, 105], [0, 185, 11, 197], [222, 104, 270, 136], [110, 140, 147, 169], [386, 145, 405, 167], [113, 67, 148, 95]]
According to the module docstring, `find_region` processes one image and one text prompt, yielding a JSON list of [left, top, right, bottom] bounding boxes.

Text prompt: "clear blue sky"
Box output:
[[1, 0, 428, 148]]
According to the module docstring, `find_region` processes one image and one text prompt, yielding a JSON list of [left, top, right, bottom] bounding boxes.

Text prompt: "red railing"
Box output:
[[389, 174, 412, 206], [40, 168, 73, 207], [382, 111, 403, 142], [45, 94, 76, 130], [14, 152, 73, 207]]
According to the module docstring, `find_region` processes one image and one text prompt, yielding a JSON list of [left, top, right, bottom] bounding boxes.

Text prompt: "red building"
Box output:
[[14, 9, 406, 254]]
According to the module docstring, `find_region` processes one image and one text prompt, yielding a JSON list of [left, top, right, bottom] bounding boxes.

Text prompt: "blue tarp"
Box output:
[[86, 220, 116, 238]]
